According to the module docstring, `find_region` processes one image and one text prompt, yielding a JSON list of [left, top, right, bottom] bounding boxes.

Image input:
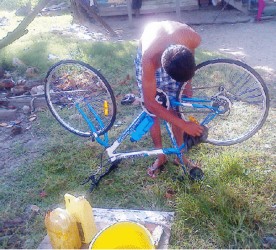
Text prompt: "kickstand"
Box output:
[[82, 153, 120, 192], [82, 174, 99, 192]]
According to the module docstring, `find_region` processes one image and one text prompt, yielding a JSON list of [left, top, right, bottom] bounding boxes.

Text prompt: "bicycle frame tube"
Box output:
[[75, 106, 186, 165], [170, 98, 216, 110], [106, 120, 186, 165], [170, 97, 221, 126], [75, 103, 109, 147], [76, 96, 220, 167], [104, 116, 187, 173], [105, 111, 181, 162], [163, 121, 188, 174]]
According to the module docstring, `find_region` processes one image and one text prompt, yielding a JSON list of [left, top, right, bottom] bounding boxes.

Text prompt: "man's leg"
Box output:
[[171, 110, 196, 168], [148, 117, 167, 177], [171, 81, 201, 167]]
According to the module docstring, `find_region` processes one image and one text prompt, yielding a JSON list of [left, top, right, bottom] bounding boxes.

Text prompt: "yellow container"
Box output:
[[44, 208, 81, 249], [89, 221, 155, 249], [64, 193, 97, 244]]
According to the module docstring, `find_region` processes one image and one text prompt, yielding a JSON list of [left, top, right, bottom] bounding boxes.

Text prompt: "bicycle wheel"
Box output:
[[45, 60, 117, 137], [177, 58, 269, 146]]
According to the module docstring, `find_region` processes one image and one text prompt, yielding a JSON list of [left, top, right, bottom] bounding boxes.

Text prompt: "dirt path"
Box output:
[[105, 8, 276, 105], [198, 21, 276, 70], [105, 8, 276, 71], [197, 21, 276, 107]]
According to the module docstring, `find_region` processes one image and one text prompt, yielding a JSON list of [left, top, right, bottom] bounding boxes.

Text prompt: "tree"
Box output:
[[0, 0, 117, 50], [0, 0, 52, 50], [70, 0, 117, 36]]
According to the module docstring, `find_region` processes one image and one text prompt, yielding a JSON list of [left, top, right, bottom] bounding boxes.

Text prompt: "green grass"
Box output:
[[0, 11, 275, 249], [1, 112, 275, 248], [171, 148, 275, 248]]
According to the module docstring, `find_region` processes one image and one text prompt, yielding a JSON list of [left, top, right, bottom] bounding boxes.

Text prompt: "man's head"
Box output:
[[161, 45, 196, 82]]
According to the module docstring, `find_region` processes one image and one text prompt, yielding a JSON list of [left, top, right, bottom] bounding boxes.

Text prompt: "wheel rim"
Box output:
[[45, 61, 116, 137], [178, 59, 269, 145]]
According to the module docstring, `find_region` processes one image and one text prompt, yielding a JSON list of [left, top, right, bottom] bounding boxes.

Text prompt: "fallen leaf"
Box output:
[[25, 125, 32, 130], [14, 120, 22, 125], [0, 122, 8, 127], [104, 179, 114, 185], [39, 191, 47, 198], [29, 114, 37, 122], [164, 188, 176, 199]]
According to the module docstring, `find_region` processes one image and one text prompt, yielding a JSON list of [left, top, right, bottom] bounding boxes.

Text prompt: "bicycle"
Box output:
[[44, 58, 270, 191]]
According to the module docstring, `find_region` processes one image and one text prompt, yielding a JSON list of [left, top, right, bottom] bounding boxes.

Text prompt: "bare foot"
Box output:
[[147, 155, 167, 178], [173, 156, 198, 169]]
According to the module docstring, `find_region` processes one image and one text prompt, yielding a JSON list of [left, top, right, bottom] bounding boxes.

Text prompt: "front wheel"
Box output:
[[177, 58, 270, 146], [45, 60, 117, 137]]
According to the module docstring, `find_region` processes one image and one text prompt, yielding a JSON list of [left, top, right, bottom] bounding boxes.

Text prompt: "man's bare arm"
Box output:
[[142, 62, 203, 137]]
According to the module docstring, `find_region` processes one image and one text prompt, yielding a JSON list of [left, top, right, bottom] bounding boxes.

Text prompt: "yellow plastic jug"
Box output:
[[89, 221, 155, 249], [64, 193, 97, 244], [44, 208, 81, 249]]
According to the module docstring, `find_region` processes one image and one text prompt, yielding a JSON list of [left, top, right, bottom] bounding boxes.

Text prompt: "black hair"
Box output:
[[161, 45, 196, 82]]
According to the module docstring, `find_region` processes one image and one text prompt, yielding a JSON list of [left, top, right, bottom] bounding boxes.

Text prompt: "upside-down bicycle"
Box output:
[[44, 58, 269, 191]]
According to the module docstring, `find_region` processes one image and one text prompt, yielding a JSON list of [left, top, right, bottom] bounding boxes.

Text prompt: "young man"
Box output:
[[135, 20, 204, 178]]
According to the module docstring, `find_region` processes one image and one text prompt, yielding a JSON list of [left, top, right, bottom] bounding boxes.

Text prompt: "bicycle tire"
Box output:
[[177, 58, 269, 146], [45, 60, 117, 137]]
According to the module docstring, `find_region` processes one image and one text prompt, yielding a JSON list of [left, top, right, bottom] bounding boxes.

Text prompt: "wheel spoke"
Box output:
[[45, 60, 116, 137], [177, 59, 269, 146]]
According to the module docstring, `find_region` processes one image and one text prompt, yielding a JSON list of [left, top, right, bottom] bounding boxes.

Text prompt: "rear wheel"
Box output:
[[177, 58, 269, 146], [45, 60, 117, 137]]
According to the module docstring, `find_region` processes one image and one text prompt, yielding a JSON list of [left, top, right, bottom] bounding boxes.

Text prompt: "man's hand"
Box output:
[[182, 121, 204, 137]]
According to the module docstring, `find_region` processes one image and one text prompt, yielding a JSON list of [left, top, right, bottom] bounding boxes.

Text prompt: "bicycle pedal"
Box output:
[[189, 167, 204, 181]]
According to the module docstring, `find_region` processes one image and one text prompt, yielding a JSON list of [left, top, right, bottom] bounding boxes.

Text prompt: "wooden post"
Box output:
[[176, 0, 181, 21], [127, 0, 133, 27], [77, 0, 117, 37]]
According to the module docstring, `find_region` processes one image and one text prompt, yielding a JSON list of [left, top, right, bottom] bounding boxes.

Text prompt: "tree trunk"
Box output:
[[70, 0, 117, 37], [0, 0, 52, 50], [70, 0, 88, 24]]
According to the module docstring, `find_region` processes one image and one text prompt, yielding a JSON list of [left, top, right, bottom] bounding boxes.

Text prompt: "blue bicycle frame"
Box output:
[[170, 97, 220, 126], [78, 96, 222, 178], [78, 95, 227, 191]]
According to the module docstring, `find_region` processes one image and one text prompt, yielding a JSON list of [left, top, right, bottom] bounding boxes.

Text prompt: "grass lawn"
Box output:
[[0, 11, 275, 249]]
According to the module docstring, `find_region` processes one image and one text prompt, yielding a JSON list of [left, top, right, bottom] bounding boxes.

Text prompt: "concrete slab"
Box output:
[[38, 208, 175, 249]]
